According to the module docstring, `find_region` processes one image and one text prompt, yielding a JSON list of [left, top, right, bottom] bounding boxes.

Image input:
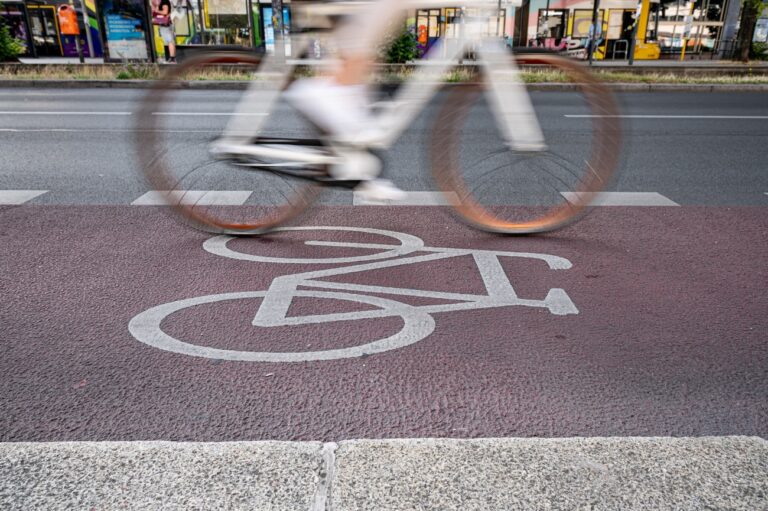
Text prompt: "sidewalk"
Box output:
[[2, 437, 766, 510]]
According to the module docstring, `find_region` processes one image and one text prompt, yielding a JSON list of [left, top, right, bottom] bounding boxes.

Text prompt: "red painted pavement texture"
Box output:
[[0, 205, 766, 441]]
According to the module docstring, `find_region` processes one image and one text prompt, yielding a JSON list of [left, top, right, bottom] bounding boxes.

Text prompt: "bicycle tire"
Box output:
[[430, 53, 622, 234], [136, 52, 320, 235]]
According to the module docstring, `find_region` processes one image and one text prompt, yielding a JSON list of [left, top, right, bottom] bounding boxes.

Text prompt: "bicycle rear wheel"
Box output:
[[136, 52, 320, 235], [431, 53, 621, 234]]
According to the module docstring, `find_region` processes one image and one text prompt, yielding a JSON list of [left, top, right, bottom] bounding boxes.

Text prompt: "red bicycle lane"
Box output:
[[0, 205, 765, 441]]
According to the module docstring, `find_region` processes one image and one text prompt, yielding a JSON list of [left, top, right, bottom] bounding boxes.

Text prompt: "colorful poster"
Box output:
[[98, 0, 149, 60], [261, 6, 289, 53]]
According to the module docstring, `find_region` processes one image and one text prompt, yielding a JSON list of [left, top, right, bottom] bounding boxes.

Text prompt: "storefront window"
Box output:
[[572, 9, 603, 38], [0, 3, 31, 55], [653, 0, 726, 22], [172, 0, 200, 41], [537, 9, 567, 40], [204, 0, 250, 45], [416, 8, 440, 54], [651, 0, 727, 53], [756, 17, 768, 43], [487, 9, 505, 37], [443, 7, 461, 38], [28, 5, 62, 57]]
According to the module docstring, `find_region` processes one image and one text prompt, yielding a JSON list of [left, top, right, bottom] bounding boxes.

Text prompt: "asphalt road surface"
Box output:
[[1, 87, 766, 443]]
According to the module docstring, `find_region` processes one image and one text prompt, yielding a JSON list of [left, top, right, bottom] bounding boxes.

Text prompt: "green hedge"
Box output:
[[0, 21, 24, 62]]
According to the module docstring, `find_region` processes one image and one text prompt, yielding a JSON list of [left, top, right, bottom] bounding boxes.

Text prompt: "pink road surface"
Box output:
[[0, 205, 765, 441]]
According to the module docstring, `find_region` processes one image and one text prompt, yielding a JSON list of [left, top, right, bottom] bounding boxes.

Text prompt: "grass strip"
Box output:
[[2, 64, 768, 84]]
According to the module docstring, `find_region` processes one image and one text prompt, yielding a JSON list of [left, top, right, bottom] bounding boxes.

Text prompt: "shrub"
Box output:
[[383, 29, 418, 64], [750, 41, 768, 61], [116, 64, 158, 80], [0, 22, 24, 62]]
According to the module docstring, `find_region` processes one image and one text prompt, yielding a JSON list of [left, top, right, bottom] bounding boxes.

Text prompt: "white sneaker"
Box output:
[[330, 148, 381, 181], [355, 179, 407, 203]]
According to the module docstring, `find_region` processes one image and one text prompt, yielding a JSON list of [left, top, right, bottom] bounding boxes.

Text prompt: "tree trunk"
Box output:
[[738, 0, 761, 62]]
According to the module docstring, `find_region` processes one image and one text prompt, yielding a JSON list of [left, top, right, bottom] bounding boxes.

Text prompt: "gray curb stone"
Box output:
[[0, 441, 324, 511], [332, 436, 768, 511], [1, 80, 768, 92], [1, 437, 766, 510]]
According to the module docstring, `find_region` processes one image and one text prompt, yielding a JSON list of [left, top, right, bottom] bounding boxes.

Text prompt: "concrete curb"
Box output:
[[1, 79, 768, 92], [2, 436, 766, 510]]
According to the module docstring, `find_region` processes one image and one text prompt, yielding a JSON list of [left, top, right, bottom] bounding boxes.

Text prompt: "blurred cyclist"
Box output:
[[285, 1, 408, 201]]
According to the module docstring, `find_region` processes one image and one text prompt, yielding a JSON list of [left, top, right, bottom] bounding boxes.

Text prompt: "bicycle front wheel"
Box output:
[[136, 52, 319, 235], [431, 53, 621, 234]]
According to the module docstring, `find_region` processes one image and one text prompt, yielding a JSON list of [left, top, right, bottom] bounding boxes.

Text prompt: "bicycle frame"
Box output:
[[215, 0, 546, 167]]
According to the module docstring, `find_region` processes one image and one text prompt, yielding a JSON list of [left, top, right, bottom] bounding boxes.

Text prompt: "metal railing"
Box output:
[[612, 39, 629, 60]]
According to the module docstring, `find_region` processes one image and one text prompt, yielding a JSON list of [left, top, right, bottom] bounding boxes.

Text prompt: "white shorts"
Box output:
[[159, 25, 175, 45]]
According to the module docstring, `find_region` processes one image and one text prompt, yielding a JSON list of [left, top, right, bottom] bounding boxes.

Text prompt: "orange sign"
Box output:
[[57, 5, 80, 36], [418, 25, 427, 45]]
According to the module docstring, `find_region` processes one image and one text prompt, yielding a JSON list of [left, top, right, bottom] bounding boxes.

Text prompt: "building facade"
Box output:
[[514, 0, 741, 59], [1, 0, 764, 61]]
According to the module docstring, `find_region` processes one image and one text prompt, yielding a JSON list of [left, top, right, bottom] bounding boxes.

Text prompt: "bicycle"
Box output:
[[136, 0, 621, 235]]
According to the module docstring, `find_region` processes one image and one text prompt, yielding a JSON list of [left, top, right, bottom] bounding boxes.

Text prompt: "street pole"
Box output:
[[69, 0, 84, 63], [588, 0, 601, 65], [679, 2, 695, 61], [78, 0, 94, 59], [628, 0, 642, 65], [496, 0, 502, 38]]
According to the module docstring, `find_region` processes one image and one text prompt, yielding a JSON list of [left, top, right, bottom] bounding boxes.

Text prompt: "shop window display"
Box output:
[[203, 0, 250, 45], [0, 3, 32, 55], [649, 0, 727, 54]]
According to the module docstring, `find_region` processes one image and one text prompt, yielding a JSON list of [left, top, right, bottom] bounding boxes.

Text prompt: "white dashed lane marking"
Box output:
[[353, 191, 458, 206], [151, 112, 268, 117], [561, 192, 680, 206], [132, 191, 253, 206], [0, 190, 692, 207], [565, 115, 768, 120], [0, 190, 48, 205], [0, 111, 131, 116]]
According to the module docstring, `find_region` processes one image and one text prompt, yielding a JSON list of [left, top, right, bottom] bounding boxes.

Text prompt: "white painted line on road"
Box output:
[[132, 190, 253, 206], [151, 112, 268, 116], [0, 111, 131, 116], [0, 190, 47, 205], [565, 114, 768, 119], [353, 191, 458, 206], [0, 128, 216, 133], [561, 191, 680, 206]]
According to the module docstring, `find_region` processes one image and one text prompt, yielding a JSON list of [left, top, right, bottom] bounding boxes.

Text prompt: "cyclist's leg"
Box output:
[[285, 1, 409, 200], [287, 0, 407, 132]]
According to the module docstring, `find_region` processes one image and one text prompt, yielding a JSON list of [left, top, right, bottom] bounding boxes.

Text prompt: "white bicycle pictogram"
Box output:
[[129, 226, 579, 362]]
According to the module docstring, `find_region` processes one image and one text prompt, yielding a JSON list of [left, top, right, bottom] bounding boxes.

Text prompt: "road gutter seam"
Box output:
[[309, 442, 338, 511]]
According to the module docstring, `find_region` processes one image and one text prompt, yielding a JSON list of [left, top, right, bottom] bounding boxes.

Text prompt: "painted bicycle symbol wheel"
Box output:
[[129, 289, 436, 363]]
